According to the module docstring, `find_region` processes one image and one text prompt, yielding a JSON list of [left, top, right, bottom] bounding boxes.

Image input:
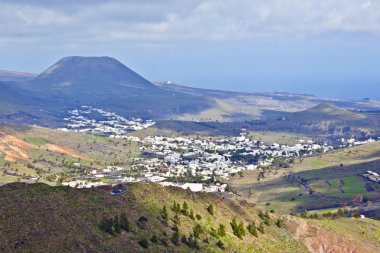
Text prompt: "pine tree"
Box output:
[[173, 213, 180, 225], [114, 214, 122, 234], [238, 221, 245, 237], [193, 224, 204, 239], [189, 209, 195, 220], [171, 231, 180, 246], [120, 212, 131, 232], [275, 219, 284, 228], [182, 201, 189, 216], [218, 224, 226, 237], [207, 204, 214, 215], [258, 222, 265, 234], [161, 205, 169, 224], [247, 222, 258, 237]]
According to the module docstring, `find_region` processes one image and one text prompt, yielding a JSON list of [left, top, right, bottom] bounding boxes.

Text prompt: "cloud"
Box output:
[[0, 0, 379, 46]]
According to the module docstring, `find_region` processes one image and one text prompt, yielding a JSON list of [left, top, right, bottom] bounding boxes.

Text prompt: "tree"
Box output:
[[150, 234, 158, 244], [238, 221, 245, 237], [352, 208, 360, 218], [258, 222, 265, 234], [114, 214, 122, 234], [217, 224, 226, 237], [120, 212, 131, 232], [99, 216, 114, 235], [207, 204, 214, 215], [182, 202, 189, 216], [161, 205, 169, 224], [230, 218, 245, 239], [189, 209, 195, 220], [196, 214, 202, 220], [247, 222, 258, 237], [193, 224, 204, 239], [171, 231, 180, 246], [173, 213, 180, 225], [275, 219, 284, 228]]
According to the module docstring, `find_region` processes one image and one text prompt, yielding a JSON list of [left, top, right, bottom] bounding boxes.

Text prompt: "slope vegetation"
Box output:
[[1, 182, 380, 252]]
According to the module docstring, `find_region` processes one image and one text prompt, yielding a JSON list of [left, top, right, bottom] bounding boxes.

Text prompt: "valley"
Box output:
[[1, 56, 380, 252]]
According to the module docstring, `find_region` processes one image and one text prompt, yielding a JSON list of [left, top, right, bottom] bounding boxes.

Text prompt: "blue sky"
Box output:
[[0, 0, 380, 99]]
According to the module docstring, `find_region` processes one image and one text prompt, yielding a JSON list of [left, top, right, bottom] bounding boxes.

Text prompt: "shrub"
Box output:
[[196, 214, 202, 220]]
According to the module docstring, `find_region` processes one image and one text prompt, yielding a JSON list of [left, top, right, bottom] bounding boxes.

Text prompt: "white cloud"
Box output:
[[0, 0, 379, 45]]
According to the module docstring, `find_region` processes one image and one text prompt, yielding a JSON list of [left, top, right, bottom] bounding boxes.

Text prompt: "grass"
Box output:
[[248, 131, 310, 145], [0, 182, 311, 253], [24, 136, 48, 146]]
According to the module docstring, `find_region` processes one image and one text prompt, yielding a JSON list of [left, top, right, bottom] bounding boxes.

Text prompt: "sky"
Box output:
[[0, 0, 380, 99]]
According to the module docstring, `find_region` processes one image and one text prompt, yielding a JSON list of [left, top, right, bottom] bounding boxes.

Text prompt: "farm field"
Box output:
[[228, 141, 380, 215]]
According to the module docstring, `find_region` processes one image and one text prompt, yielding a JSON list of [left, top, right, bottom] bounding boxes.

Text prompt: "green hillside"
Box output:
[[1, 182, 380, 252]]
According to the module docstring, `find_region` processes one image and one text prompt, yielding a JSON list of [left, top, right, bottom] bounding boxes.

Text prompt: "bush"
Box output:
[[196, 214, 202, 220]]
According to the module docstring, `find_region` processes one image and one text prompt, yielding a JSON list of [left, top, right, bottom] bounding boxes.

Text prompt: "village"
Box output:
[[57, 106, 156, 135], [57, 108, 380, 193], [64, 129, 337, 193]]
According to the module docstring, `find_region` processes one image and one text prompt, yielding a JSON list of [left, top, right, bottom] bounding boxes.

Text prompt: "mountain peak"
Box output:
[[33, 56, 156, 90], [309, 103, 337, 112]]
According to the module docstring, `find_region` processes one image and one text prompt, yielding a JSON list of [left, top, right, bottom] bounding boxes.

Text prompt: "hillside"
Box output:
[[1, 182, 380, 252], [4, 56, 214, 122], [0, 70, 36, 82], [1, 56, 380, 126], [248, 103, 380, 139]]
